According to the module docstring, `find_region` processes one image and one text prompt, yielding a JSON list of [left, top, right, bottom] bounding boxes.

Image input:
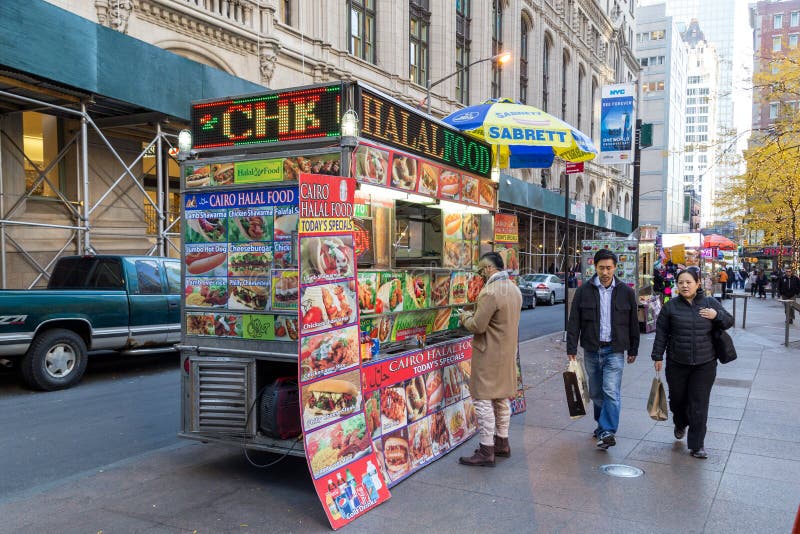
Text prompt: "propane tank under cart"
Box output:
[[178, 82, 525, 529]]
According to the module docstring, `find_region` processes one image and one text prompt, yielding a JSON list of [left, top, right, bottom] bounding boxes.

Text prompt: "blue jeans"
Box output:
[[583, 346, 624, 435]]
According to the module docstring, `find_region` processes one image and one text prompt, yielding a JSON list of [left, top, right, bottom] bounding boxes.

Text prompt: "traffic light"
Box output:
[[639, 123, 653, 148]]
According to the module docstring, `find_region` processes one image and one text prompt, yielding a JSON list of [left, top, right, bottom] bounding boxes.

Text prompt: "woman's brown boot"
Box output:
[[494, 436, 511, 458], [459, 444, 495, 466]]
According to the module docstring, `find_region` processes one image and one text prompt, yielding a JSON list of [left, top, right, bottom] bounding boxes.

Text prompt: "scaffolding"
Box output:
[[0, 88, 182, 288]]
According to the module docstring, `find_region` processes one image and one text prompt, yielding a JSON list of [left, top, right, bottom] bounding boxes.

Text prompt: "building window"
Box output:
[[791, 34, 799, 48], [520, 16, 530, 104], [774, 13, 784, 29], [561, 50, 570, 119], [348, 0, 376, 63], [491, 0, 503, 98], [590, 77, 597, 138], [455, 0, 471, 104], [409, 0, 430, 86], [543, 36, 552, 111], [280, 0, 292, 25], [650, 30, 665, 40], [792, 11, 799, 26], [773, 36, 782, 52], [22, 112, 62, 198], [770, 102, 780, 119], [577, 66, 585, 131]]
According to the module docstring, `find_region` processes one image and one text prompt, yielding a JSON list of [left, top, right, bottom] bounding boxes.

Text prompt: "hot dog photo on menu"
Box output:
[[185, 164, 211, 188], [301, 368, 362, 431], [300, 235, 354, 284], [185, 243, 227, 277], [299, 280, 358, 334]]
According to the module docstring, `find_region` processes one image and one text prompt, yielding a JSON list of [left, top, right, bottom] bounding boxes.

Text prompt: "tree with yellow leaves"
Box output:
[[716, 40, 800, 269]]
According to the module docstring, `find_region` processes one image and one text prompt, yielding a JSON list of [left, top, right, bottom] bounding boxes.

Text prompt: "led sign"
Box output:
[[191, 85, 342, 150], [359, 89, 492, 178]]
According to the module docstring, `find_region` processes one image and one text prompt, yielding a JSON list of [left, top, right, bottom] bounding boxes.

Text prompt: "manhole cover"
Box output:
[[599, 464, 644, 478]]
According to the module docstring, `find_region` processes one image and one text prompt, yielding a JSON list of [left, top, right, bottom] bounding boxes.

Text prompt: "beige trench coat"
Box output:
[[461, 276, 522, 400]]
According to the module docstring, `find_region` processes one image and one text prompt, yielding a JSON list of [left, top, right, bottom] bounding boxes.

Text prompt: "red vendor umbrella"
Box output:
[[703, 234, 737, 250]]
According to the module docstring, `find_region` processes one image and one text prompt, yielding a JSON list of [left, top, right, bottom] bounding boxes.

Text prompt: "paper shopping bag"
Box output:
[[647, 375, 669, 421], [563, 359, 590, 419]]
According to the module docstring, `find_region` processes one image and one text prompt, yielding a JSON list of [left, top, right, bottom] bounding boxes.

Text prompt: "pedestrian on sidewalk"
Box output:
[[566, 249, 640, 450], [778, 267, 800, 324], [718, 269, 729, 299], [748, 270, 758, 296], [770, 269, 782, 299], [458, 252, 521, 467], [757, 270, 768, 299], [650, 268, 733, 459]]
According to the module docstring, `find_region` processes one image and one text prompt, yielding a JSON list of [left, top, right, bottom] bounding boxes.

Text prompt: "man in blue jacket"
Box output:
[[567, 249, 640, 449]]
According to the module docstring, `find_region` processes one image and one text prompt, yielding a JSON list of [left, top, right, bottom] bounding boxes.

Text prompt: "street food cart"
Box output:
[[177, 82, 524, 528]]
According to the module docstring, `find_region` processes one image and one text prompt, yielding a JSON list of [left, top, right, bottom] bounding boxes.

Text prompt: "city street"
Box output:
[[0, 304, 565, 502], [1, 296, 798, 532]]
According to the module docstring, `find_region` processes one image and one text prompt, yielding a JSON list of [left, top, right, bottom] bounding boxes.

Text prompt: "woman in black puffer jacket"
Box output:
[[651, 268, 733, 459]]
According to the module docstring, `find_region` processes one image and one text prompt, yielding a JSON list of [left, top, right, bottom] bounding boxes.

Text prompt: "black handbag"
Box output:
[[706, 298, 737, 364]]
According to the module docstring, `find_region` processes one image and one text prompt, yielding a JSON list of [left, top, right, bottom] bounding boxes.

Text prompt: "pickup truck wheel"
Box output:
[[21, 329, 88, 391]]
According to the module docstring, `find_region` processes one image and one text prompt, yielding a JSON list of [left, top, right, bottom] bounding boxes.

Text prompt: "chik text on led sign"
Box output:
[[191, 85, 342, 149]]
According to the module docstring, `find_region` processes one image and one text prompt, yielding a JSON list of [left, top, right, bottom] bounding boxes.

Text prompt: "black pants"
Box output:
[[665, 358, 717, 451]]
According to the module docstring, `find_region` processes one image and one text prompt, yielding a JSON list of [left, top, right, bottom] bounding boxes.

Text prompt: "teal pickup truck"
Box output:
[[0, 255, 181, 390]]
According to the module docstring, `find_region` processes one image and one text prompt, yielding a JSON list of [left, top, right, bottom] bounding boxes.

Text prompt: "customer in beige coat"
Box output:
[[458, 251, 522, 467]]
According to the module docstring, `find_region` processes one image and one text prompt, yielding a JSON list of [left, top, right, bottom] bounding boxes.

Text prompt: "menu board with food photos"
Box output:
[[183, 153, 340, 189], [297, 173, 391, 529], [182, 186, 299, 340], [442, 212, 481, 270], [580, 238, 639, 288], [493, 213, 520, 276], [352, 141, 497, 211], [361, 338, 477, 487]]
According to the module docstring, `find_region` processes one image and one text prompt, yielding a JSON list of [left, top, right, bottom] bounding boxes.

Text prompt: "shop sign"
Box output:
[[565, 162, 584, 174], [701, 247, 717, 259], [359, 88, 492, 178], [493, 214, 519, 243], [191, 84, 342, 150], [763, 247, 793, 256]]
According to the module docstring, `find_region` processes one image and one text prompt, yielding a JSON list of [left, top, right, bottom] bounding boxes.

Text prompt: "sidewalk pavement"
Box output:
[[1, 294, 799, 533]]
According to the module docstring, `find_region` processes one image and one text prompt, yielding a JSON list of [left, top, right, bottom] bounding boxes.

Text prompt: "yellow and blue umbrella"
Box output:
[[442, 98, 598, 169]]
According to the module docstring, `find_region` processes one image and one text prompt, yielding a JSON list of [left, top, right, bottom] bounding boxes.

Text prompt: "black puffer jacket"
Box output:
[[651, 291, 734, 365]]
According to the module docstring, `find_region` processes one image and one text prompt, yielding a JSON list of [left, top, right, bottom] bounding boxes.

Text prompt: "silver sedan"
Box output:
[[519, 273, 566, 305]]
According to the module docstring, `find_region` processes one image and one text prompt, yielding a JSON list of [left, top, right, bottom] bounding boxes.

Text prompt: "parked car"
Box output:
[[0, 255, 181, 390], [519, 273, 566, 305]]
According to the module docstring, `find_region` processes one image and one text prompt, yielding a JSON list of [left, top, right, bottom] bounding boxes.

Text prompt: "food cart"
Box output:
[[178, 82, 524, 528]]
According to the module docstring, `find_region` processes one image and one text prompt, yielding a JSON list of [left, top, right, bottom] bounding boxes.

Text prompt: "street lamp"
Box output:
[[426, 51, 512, 115]]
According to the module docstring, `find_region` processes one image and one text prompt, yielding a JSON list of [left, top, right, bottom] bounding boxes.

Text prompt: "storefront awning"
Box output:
[[0, 0, 265, 121]]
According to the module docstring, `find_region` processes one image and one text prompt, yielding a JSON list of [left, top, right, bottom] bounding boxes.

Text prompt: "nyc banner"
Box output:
[[599, 84, 636, 164]]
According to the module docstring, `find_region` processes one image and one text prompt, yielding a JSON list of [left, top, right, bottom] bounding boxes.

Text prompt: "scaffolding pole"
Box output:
[[81, 103, 91, 254]]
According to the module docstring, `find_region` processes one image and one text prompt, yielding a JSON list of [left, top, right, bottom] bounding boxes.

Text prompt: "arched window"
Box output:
[[577, 65, 585, 132], [560, 171, 566, 193], [561, 50, 570, 120], [543, 34, 552, 112], [575, 177, 584, 200], [624, 193, 631, 219], [607, 188, 615, 213], [589, 180, 596, 205], [520, 16, 530, 104]]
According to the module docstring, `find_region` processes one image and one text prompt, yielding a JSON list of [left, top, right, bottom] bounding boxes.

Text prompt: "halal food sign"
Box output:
[[359, 89, 492, 179], [191, 85, 342, 150], [299, 174, 356, 234]]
